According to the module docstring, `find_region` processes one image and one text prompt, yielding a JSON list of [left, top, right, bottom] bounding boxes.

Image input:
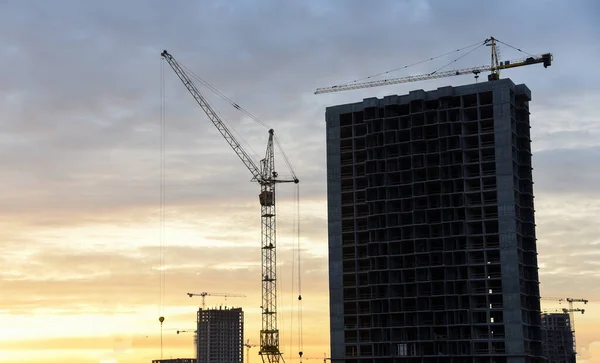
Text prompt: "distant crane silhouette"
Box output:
[[187, 291, 246, 308], [244, 339, 257, 363], [541, 296, 589, 358]]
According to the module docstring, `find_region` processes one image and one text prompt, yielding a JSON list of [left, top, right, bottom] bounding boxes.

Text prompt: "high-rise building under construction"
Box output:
[[197, 306, 244, 363], [541, 313, 575, 363], [326, 79, 543, 363]]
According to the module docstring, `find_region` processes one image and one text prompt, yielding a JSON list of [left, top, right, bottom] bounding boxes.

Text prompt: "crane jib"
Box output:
[[314, 51, 552, 95]]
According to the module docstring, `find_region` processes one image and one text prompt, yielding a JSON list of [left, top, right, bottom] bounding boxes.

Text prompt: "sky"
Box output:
[[0, 0, 599, 362]]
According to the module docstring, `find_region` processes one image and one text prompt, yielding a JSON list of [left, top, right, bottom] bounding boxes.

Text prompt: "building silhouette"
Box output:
[[197, 306, 244, 363], [326, 79, 543, 363], [542, 312, 575, 363]]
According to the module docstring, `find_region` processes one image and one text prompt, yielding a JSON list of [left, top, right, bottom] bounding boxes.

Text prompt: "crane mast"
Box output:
[[161, 50, 297, 363], [259, 129, 280, 362]]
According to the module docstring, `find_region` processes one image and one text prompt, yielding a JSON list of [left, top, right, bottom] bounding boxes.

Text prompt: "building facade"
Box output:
[[326, 79, 543, 363], [541, 313, 575, 363], [197, 307, 244, 363]]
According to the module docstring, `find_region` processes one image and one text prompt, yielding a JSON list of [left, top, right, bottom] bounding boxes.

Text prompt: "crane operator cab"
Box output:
[[259, 191, 274, 206]]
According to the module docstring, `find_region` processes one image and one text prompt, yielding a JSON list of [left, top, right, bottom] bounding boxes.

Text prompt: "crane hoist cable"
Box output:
[[289, 231, 295, 359], [288, 239, 296, 357], [296, 183, 303, 361], [159, 57, 167, 359], [274, 135, 298, 182], [287, 182, 304, 363]]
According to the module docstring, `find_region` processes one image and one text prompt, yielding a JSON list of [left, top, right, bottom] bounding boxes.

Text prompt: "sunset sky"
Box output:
[[1, 1, 599, 362]]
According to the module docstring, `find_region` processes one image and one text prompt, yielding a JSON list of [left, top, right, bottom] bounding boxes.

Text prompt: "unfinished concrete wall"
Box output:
[[325, 79, 543, 363], [327, 105, 345, 361]]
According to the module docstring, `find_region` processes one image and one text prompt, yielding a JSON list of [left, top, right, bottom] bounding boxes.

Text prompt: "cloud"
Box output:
[[536, 196, 600, 300], [1, 0, 598, 217], [534, 146, 600, 196], [0, 239, 328, 310]]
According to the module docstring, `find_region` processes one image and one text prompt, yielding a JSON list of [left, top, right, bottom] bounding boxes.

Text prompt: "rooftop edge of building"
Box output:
[[325, 78, 531, 118], [197, 306, 244, 311]]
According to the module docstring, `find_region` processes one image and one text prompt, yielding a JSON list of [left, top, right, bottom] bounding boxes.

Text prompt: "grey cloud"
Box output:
[[1, 0, 598, 221], [533, 129, 600, 152], [533, 146, 600, 195]]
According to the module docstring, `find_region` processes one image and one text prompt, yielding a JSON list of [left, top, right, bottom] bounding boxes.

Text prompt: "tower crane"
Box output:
[[314, 36, 552, 94], [541, 297, 589, 358], [245, 339, 257, 363], [174, 329, 198, 359], [162, 50, 299, 363], [187, 292, 246, 309]]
